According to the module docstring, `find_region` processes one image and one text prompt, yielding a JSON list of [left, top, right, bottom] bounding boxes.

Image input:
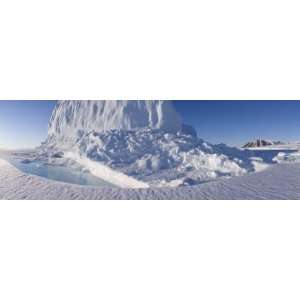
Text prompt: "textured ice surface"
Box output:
[[46, 100, 182, 145], [43, 127, 264, 186]]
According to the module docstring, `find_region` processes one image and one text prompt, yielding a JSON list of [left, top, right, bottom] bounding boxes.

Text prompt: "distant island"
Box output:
[[242, 139, 284, 148]]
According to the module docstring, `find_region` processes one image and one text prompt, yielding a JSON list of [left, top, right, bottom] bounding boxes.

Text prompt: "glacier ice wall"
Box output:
[[47, 100, 183, 145]]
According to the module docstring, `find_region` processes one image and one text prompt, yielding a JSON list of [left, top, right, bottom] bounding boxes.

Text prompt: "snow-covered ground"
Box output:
[[1, 157, 300, 199]]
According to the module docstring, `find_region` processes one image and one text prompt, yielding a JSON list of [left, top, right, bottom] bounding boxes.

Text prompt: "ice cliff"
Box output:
[[46, 100, 183, 145]]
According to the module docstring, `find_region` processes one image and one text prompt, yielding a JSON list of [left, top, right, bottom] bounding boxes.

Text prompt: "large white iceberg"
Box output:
[[41, 100, 262, 187]]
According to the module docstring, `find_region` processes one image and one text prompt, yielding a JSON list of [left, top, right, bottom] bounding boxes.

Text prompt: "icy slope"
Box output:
[[46, 100, 182, 145]]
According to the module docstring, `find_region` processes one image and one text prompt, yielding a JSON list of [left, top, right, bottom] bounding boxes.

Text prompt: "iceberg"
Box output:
[[41, 100, 262, 187]]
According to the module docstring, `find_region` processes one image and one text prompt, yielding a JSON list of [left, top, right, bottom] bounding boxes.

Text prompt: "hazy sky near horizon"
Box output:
[[0, 100, 299, 148], [0, 101, 57, 149]]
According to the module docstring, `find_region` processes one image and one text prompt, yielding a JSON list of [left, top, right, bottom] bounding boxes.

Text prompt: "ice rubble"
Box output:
[[41, 100, 266, 187], [273, 151, 300, 163]]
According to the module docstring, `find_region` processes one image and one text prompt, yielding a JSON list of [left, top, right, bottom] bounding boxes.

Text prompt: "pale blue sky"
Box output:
[[0, 101, 56, 149]]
